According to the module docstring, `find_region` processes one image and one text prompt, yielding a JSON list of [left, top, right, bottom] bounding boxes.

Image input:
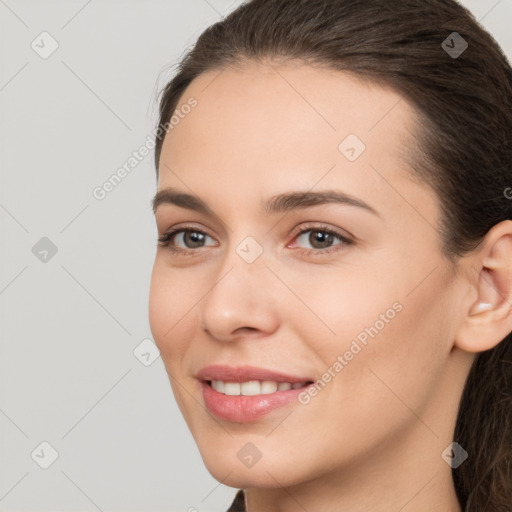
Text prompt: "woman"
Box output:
[[148, 0, 512, 510]]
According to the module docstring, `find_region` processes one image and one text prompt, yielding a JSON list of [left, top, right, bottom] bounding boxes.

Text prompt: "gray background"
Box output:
[[1, 1, 511, 511]]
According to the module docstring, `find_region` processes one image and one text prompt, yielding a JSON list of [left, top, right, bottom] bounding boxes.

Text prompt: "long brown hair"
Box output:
[[153, 1, 512, 509]]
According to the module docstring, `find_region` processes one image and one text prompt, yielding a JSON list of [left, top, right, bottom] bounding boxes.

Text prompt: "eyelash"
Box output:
[[157, 223, 354, 257]]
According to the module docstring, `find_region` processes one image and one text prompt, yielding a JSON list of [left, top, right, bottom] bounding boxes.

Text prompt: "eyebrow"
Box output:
[[152, 187, 381, 218]]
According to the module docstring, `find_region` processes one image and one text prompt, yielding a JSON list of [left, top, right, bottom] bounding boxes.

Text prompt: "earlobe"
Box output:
[[454, 220, 512, 354]]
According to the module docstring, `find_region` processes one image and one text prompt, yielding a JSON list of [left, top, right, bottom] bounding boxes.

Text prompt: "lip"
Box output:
[[196, 364, 314, 383], [197, 365, 315, 422]]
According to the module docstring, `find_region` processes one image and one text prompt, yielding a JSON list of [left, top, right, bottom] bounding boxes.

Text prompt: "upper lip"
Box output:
[[197, 365, 314, 383]]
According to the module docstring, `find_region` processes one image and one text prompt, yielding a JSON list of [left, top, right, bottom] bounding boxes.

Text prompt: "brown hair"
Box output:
[[153, 0, 512, 509]]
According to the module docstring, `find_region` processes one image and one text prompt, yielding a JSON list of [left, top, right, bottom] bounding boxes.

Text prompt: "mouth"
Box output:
[[200, 379, 316, 422], [196, 365, 316, 421]]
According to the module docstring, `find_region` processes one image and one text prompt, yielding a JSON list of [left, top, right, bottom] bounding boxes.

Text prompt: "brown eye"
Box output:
[[306, 230, 336, 249], [180, 231, 207, 248], [157, 227, 217, 252], [289, 225, 354, 257]]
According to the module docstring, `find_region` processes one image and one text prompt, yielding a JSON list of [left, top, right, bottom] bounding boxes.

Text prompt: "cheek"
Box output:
[[357, 292, 445, 423], [148, 261, 194, 362], [278, 263, 400, 357], [148, 264, 199, 422], [292, 261, 446, 421]]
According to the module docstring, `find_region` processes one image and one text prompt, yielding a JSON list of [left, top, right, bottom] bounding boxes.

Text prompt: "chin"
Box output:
[[199, 447, 306, 489]]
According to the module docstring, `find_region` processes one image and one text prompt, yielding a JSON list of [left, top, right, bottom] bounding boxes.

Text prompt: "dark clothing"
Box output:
[[227, 489, 246, 511]]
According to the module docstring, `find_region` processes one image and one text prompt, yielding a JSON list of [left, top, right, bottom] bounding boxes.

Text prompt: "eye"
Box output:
[[288, 224, 354, 256], [157, 225, 217, 254], [157, 223, 354, 257]]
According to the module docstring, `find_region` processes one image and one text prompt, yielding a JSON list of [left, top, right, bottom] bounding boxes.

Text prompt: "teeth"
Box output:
[[223, 382, 241, 396], [241, 381, 261, 396], [210, 380, 307, 395], [260, 381, 278, 394], [212, 380, 224, 393]]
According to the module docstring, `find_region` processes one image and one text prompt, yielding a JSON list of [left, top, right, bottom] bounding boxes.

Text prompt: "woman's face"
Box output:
[[149, 61, 472, 491]]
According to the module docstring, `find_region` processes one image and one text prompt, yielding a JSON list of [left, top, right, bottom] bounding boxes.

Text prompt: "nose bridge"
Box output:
[[199, 232, 278, 340], [215, 230, 269, 292]]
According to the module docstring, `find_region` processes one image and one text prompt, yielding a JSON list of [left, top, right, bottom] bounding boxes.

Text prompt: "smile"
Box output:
[[201, 380, 315, 422], [208, 379, 312, 395]]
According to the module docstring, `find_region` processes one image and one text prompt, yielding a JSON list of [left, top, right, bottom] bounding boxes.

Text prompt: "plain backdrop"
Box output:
[[1, 1, 511, 511]]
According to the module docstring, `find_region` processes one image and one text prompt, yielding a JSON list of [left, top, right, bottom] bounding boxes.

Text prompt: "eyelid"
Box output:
[[288, 222, 354, 243], [287, 223, 354, 256], [157, 223, 217, 252]]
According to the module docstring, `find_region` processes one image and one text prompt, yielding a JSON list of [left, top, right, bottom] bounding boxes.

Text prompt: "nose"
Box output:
[[199, 246, 280, 343]]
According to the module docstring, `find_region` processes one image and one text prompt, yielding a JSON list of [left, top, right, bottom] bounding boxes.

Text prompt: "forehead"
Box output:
[[160, 60, 416, 172], [157, 60, 437, 226]]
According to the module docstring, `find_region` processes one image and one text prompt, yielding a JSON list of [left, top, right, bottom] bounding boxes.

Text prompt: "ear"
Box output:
[[455, 220, 512, 353]]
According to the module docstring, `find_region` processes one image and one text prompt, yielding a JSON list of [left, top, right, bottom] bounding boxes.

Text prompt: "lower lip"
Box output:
[[201, 381, 312, 422]]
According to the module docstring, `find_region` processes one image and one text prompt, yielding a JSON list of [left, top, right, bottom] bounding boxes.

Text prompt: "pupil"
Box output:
[[185, 231, 204, 248], [310, 231, 333, 249]]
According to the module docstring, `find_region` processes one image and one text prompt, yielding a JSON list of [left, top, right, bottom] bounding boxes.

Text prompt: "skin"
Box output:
[[149, 60, 512, 512]]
